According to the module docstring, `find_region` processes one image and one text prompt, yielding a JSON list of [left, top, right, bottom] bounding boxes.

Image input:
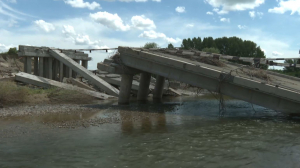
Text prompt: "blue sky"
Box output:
[[0, 0, 300, 69]]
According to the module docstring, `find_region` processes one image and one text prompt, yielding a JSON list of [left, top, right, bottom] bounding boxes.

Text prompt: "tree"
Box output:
[[202, 47, 220, 54], [8, 47, 18, 55], [181, 39, 189, 49], [168, 43, 174, 49], [144, 42, 158, 49]]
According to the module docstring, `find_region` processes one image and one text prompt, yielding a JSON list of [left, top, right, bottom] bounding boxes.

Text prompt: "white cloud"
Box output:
[[186, 24, 194, 28], [0, 43, 16, 53], [138, 30, 181, 43], [131, 15, 156, 30], [249, 11, 263, 18], [238, 25, 246, 29], [249, 11, 256, 18], [34, 20, 55, 32], [175, 6, 185, 13], [62, 25, 76, 36], [206, 11, 214, 15], [64, 0, 101, 10], [205, 0, 265, 14], [269, 0, 300, 15], [6, 0, 16, 3], [220, 18, 230, 22], [90, 11, 130, 31], [75, 34, 100, 45], [272, 51, 283, 56]]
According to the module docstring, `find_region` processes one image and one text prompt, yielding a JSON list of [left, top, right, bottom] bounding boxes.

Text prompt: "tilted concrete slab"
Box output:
[[15, 72, 115, 100], [49, 49, 119, 96], [118, 47, 300, 114], [66, 78, 97, 91]]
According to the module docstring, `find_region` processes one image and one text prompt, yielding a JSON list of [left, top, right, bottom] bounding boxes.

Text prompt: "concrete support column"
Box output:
[[23, 57, 27, 72], [72, 60, 79, 78], [38, 57, 44, 77], [118, 74, 134, 105], [153, 75, 165, 101], [48, 57, 53, 80], [137, 72, 151, 102], [52, 59, 58, 80], [59, 62, 64, 82], [43, 58, 49, 78], [63, 64, 68, 78], [82, 60, 88, 69], [25, 57, 32, 74], [34, 57, 39, 76]]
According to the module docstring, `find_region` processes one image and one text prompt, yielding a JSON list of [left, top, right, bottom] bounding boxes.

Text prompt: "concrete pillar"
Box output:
[[63, 64, 68, 78], [137, 72, 151, 102], [68, 67, 72, 78], [118, 74, 133, 105], [23, 57, 27, 72], [48, 57, 53, 80], [82, 60, 88, 69], [43, 58, 49, 78], [59, 62, 64, 82], [153, 75, 165, 101], [34, 57, 39, 76], [39, 57, 44, 77], [52, 59, 58, 80], [73, 60, 79, 78], [25, 57, 32, 74]]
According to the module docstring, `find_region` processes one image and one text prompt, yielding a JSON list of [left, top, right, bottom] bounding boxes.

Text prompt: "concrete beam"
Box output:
[[18, 51, 92, 60], [118, 74, 133, 105], [15, 72, 115, 100], [49, 49, 119, 96], [137, 72, 151, 102], [73, 60, 80, 78], [118, 47, 300, 114]]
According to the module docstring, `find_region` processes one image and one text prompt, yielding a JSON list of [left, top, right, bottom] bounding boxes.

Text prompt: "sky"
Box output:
[[0, 0, 300, 69]]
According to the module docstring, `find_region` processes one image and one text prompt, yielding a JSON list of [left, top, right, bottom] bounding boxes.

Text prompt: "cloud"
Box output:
[[6, 0, 16, 3], [220, 18, 230, 22], [269, 0, 300, 15], [238, 25, 246, 29], [186, 24, 194, 28], [0, 0, 35, 20], [205, 0, 265, 14], [131, 15, 156, 30], [272, 51, 283, 56], [138, 30, 181, 43], [90, 11, 130, 31], [64, 0, 101, 10], [249, 11, 263, 18], [175, 6, 185, 13], [75, 34, 99, 45], [109, 0, 160, 2], [62, 25, 76, 36], [34, 20, 55, 32], [0, 43, 16, 53], [206, 11, 214, 15]]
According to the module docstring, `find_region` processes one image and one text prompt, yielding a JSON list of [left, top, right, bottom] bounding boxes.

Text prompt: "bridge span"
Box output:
[[112, 47, 300, 114]]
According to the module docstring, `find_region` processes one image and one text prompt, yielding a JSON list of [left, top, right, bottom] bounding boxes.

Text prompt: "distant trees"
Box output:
[[7, 47, 18, 55], [168, 43, 174, 49], [144, 42, 158, 49]]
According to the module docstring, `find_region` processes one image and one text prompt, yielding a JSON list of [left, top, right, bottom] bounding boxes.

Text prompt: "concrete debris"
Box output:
[[15, 72, 115, 100]]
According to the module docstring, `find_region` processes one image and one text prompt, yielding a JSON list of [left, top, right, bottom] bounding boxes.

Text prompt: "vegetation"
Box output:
[[7, 47, 18, 55], [202, 47, 220, 54], [269, 59, 300, 78], [167, 43, 174, 49], [0, 81, 95, 106], [181, 36, 268, 69], [144, 42, 159, 49]]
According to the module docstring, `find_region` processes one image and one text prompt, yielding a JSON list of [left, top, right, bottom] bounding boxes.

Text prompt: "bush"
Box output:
[[168, 43, 174, 49], [0, 81, 29, 105], [202, 47, 220, 54], [7, 47, 18, 55], [144, 42, 158, 49]]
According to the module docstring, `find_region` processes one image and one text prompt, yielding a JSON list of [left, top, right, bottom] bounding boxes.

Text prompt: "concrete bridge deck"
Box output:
[[117, 47, 300, 114]]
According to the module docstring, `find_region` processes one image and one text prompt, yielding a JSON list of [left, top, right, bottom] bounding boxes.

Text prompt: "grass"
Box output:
[[0, 81, 96, 106]]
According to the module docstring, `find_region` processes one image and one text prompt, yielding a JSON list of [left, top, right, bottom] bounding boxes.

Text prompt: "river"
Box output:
[[1, 95, 300, 168]]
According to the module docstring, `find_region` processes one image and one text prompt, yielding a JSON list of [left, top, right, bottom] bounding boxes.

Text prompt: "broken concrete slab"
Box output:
[[15, 72, 115, 100], [66, 78, 97, 91], [105, 74, 121, 78], [49, 49, 119, 96]]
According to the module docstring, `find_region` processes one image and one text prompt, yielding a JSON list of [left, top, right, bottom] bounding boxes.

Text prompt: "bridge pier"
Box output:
[[34, 57, 39, 76], [153, 75, 165, 101], [118, 74, 133, 105], [137, 72, 151, 102]]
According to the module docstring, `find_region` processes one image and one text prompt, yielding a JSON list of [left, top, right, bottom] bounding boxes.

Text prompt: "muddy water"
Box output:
[[1, 96, 300, 168]]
